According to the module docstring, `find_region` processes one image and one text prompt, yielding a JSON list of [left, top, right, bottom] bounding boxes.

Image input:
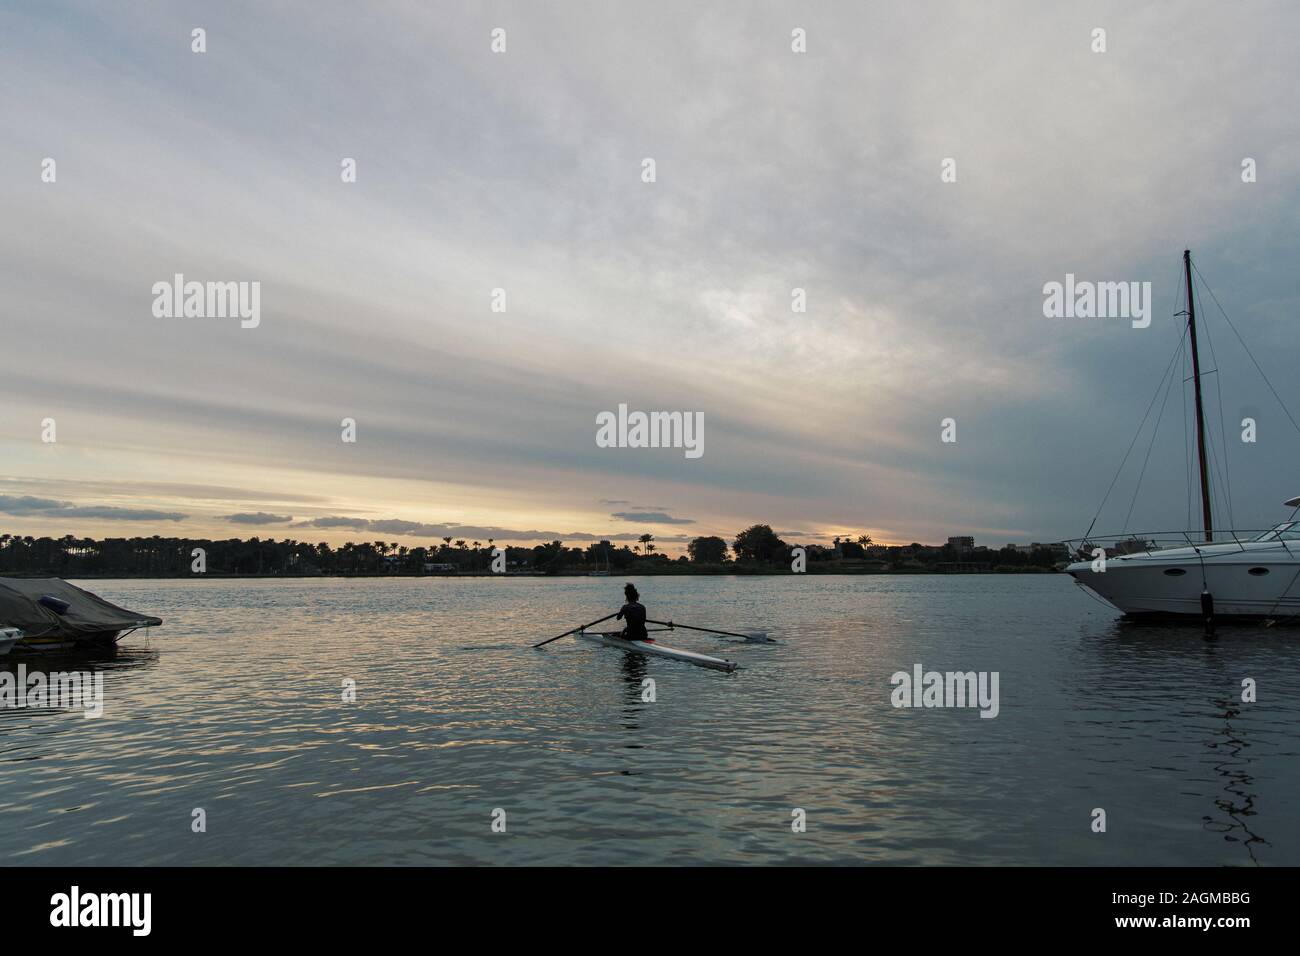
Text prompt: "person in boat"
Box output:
[[617, 583, 649, 642]]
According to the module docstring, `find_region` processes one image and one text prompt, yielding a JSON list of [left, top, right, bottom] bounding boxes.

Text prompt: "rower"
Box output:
[[617, 584, 649, 642]]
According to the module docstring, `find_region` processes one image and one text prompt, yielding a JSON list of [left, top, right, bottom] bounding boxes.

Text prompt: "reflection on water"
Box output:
[[2, 644, 161, 678], [1, 646, 160, 722], [1, 575, 1298, 865], [1065, 616, 1294, 867], [617, 653, 650, 737], [1204, 695, 1268, 864]]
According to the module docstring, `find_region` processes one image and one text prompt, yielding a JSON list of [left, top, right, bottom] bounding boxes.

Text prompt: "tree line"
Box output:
[[0, 526, 1063, 577]]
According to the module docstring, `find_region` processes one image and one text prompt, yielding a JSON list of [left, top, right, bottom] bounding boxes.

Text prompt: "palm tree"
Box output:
[[638, 533, 654, 555]]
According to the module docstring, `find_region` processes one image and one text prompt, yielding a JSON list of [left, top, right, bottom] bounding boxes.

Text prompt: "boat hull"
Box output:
[[577, 630, 738, 672], [1066, 545, 1300, 618], [9, 629, 125, 654]]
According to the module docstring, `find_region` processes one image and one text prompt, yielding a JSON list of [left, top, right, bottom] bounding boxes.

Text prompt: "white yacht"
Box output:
[[1065, 250, 1300, 622], [1066, 507, 1300, 619]]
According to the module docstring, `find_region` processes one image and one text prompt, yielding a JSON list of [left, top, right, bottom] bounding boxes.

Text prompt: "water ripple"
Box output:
[[2, 575, 1299, 864]]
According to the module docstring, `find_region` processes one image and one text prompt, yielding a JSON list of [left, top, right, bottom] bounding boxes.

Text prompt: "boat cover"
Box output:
[[0, 577, 161, 638]]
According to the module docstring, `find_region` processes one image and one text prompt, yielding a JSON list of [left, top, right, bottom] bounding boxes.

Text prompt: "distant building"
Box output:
[[1031, 542, 1070, 557], [947, 536, 975, 552]]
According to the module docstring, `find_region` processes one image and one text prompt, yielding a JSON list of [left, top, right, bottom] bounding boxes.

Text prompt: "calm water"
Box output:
[[2, 575, 1297, 866]]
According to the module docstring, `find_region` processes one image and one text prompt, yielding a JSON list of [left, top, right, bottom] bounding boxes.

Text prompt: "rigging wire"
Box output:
[[1124, 338, 1182, 532], [1214, 369, 1235, 528], [1081, 322, 1190, 541], [1081, 255, 1297, 549], [1192, 259, 1300, 439]]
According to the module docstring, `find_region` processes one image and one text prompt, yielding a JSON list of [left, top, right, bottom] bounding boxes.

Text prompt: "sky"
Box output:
[[2, 0, 1300, 555]]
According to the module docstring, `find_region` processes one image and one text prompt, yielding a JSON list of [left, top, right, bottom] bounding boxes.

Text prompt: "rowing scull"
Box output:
[[576, 629, 738, 673]]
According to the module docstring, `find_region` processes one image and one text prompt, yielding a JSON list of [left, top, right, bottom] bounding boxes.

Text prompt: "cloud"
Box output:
[[291, 516, 368, 529], [0, 495, 70, 515], [54, 506, 186, 521], [222, 512, 294, 525], [287, 515, 683, 543], [2, 3, 1299, 548], [0, 476, 329, 505], [611, 511, 696, 525], [0, 495, 185, 521]]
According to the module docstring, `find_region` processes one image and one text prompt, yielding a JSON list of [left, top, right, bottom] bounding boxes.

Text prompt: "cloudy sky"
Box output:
[[2, 1, 1299, 553]]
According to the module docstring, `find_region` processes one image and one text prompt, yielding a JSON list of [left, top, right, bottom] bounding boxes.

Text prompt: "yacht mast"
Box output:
[[1183, 249, 1213, 542]]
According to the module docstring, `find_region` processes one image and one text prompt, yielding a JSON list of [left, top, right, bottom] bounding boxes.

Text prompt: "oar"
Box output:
[[647, 619, 772, 643], [533, 612, 619, 648]]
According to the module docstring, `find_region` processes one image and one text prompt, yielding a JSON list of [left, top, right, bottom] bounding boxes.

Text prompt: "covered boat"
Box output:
[[0, 577, 161, 651]]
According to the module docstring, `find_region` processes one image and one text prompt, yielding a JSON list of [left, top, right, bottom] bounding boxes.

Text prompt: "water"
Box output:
[[2, 575, 1297, 866]]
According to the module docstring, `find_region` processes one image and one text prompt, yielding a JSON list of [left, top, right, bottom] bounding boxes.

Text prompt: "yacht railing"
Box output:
[[1061, 530, 1300, 562]]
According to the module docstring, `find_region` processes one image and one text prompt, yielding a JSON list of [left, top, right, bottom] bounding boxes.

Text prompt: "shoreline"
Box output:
[[28, 567, 1062, 580]]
